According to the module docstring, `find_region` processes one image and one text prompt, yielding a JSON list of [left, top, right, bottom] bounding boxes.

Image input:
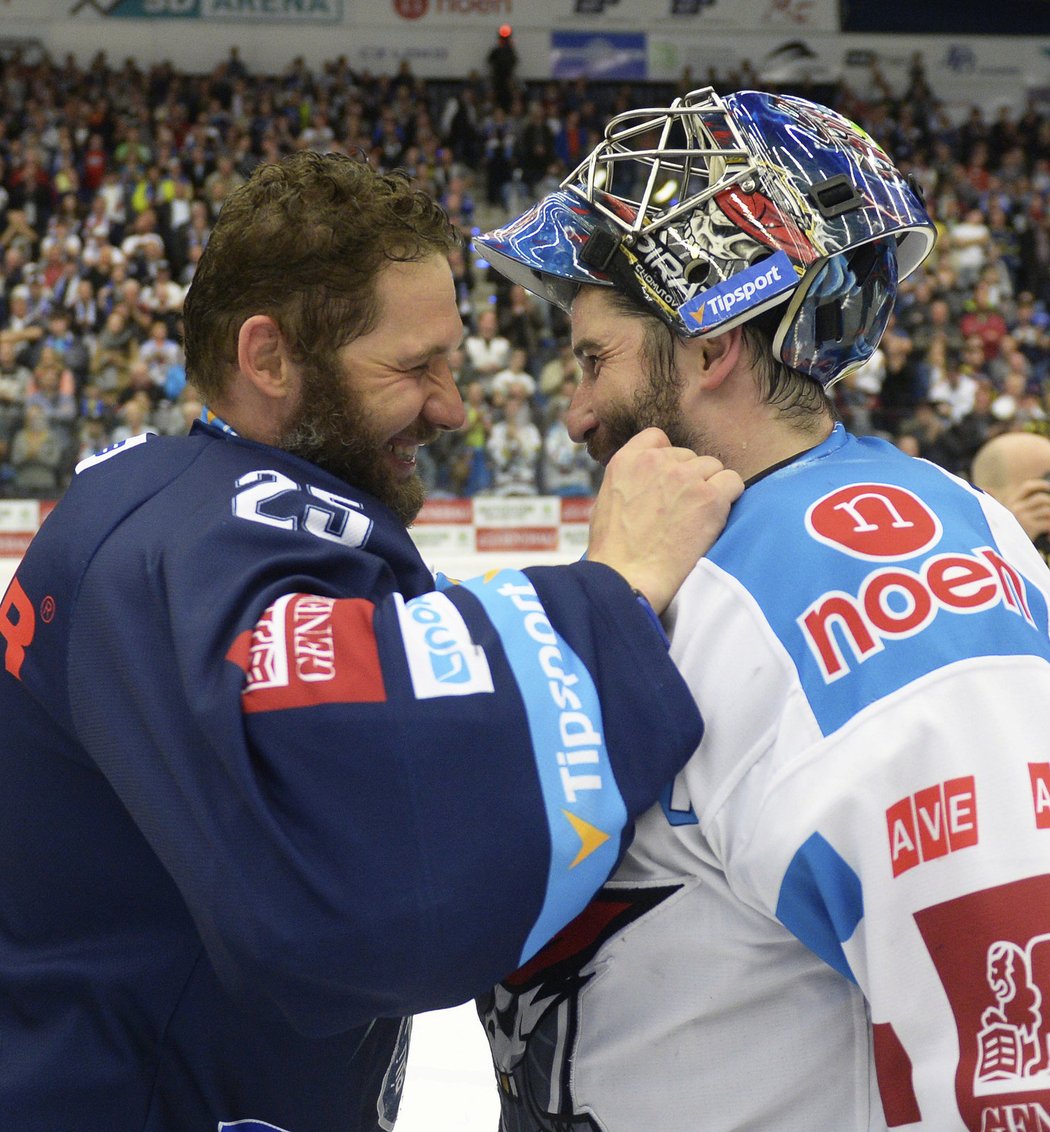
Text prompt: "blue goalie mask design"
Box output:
[[474, 87, 936, 386]]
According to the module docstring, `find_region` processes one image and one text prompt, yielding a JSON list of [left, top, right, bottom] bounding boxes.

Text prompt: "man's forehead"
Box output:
[[571, 287, 640, 350]]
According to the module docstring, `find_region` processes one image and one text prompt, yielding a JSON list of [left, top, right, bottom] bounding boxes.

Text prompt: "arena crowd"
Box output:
[[0, 44, 1048, 499]]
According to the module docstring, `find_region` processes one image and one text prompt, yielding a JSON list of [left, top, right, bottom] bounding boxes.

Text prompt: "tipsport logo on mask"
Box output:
[[678, 250, 796, 332]]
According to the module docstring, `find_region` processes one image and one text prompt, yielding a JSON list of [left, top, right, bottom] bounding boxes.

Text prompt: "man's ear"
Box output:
[[681, 324, 745, 391], [237, 315, 295, 401]]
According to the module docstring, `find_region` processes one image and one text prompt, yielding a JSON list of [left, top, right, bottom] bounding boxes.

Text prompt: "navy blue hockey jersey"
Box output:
[[0, 421, 702, 1131]]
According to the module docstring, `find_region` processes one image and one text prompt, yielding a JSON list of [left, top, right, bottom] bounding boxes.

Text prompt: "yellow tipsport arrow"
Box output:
[[562, 810, 611, 869]]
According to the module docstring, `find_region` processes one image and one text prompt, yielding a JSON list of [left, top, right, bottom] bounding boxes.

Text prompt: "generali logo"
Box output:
[[798, 483, 1034, 682], [914, 876, 1050, 1130]]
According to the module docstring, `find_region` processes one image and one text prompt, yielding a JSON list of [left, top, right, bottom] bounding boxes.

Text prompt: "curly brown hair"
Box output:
[[183, 151, 460, 402]]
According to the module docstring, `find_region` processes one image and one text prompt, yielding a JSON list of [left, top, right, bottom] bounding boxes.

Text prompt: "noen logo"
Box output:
[[799, 545, 1034, 682], [396, 592, 495, 699], [678, 250, 796, 331], [798, 482, 1037, 682]]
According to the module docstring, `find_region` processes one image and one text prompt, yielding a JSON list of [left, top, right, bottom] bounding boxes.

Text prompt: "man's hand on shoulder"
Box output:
[[587, 428, 744, 614]]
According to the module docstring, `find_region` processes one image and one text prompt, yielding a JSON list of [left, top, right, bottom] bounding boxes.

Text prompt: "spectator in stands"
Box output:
[[140, 260, 184, 323], [0, 337, 31, 440], [115, 276, 156, 341], [35, 308, 90, 385], [109, 392, 159, 445], [541, 400, 595, 497], [991, 367, 1044, 429], [0, 46, 1049, 504], [959, 277, 1009, 364], [464, 306, 511, 386], [90, 308, 139, 396], [447, 245, 476, 326], [928, 345, 979, 424], [138, 318, 183, 391], [480, 105, 518, 209], [497, 282, 546, 367], [0, 209, 40, 262], [118, 358, 165, 412], [908, 293, 965, 358], [516, 100, 557, 196], [953, 377, 1006, 473], [896, 398, 963, 471], [487, 24, 518, 113], [120, 207, 167, 273], [487, 386, 541, 496], [68, 277, 102, 340], [541, 371, 580, 432], [1017, 198, 1050, 301], [946, 204, 992, 286], [538, 336, 583, 403], [9, 401, 66, 497], [489, 346, 537, 406], [73, 414, 114, 466], [25, 345, 78, 438], [79, 133, 109, 198], [970, 429, 1050, 556], [872, 326, 927, 435], [1010, 291, 1050, 377], [452, 378, 493, 496]]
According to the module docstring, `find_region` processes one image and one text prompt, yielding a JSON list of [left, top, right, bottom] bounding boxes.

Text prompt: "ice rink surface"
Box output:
[[1, 546, 576, 1130], [397, 1003, 501, 1130]]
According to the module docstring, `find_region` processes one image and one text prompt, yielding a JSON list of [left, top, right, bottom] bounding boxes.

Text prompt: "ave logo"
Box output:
[[806, 483, 942, 560], [886, 776, 978, 877]]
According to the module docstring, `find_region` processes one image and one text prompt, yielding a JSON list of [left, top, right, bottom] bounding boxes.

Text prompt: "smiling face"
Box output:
[[566, 286, 709, 466], [278, 253, 466, 523]]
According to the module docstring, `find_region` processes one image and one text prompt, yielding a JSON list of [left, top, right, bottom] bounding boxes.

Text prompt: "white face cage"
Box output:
[[563, 87, 762, 252]]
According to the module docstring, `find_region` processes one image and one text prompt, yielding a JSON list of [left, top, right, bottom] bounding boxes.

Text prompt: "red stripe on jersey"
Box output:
[[872, 1022, 922, 1126], [228, 593, 386, 712]]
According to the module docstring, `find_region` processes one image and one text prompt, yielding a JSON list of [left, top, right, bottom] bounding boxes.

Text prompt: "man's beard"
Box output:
[[278, 359, 432, 525], [585, 362, 712, 466]]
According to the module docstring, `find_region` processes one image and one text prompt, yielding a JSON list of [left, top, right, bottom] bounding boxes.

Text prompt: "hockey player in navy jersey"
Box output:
[[0, 151, 743, 1131], [475, 88, 1050, 1130]]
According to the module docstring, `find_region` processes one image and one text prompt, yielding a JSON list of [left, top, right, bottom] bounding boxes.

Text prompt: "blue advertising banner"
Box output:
[[550, 30, 647, 80]]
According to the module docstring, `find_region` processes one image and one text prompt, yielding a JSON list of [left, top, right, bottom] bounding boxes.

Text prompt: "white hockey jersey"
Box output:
[[479, 424, 1050, 1132]]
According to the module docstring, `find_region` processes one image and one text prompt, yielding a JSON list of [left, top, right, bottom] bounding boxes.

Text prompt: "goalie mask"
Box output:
[[474, 87, 936, 386]]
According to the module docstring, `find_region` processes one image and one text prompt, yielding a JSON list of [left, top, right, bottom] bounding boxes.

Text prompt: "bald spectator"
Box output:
[[971, 430, 1050, 555]]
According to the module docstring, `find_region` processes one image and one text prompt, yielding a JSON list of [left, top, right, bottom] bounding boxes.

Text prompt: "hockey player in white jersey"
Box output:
[[474, 87, 1050, 1131]]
